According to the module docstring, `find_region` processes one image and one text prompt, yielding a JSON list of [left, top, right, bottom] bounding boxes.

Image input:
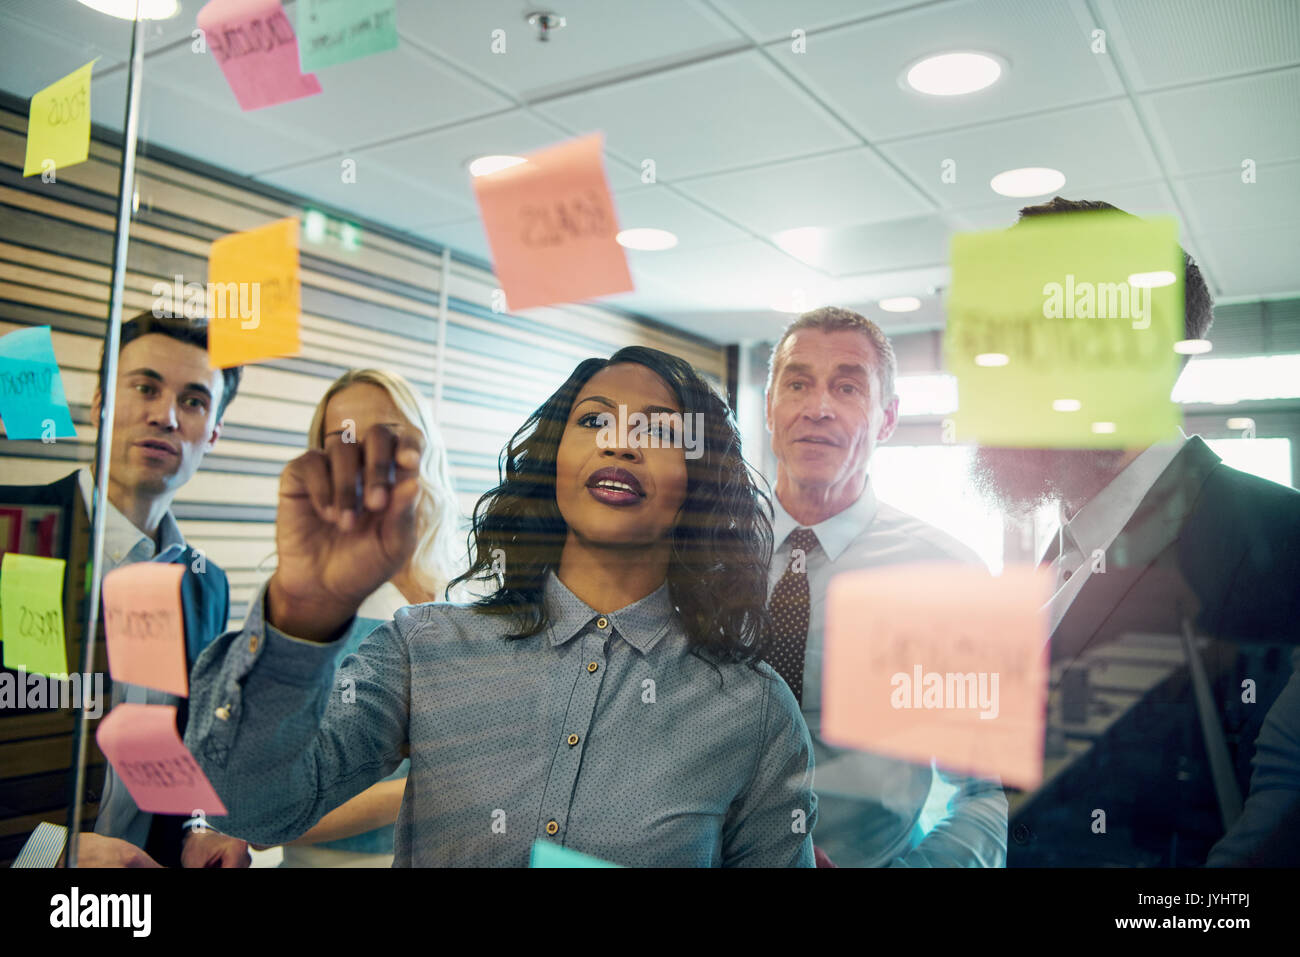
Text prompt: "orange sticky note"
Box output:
[[823, 563, 1051, 790], [198, 0, 323, 111], [471, 133, 633, 311], [206, 217, 301, 368], [95, 703, 227, 816], [102, 563, 188, 697]]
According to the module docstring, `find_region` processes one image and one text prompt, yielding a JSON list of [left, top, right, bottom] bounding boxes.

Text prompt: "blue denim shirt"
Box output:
[[186, 571, 817, 866], [308, 615, 409, 856]]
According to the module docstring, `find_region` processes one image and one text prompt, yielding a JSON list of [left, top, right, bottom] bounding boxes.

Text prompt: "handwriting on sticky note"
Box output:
[[95, 703, 227, 816], [297, 0, 398, 72], [530, 840, 621, 868], [23, 60, 95, 178], [0, 325, 78, 441], [0, 552, 67, 678], [943, 212, 1183, 448], [103, 563, 188, 697], [198, 0, 322, 111], [472, 133, 633, 311], [822, 563, 1050, 790], [206, 217, 301, 368]]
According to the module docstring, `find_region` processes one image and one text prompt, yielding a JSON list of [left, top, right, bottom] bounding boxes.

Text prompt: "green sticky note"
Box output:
[[23, 59, 96, 178], [944, 212, 1184, 447], [297, 0, 398, 72], [529, 840, 620, 868], [1, 552, 68, 678]]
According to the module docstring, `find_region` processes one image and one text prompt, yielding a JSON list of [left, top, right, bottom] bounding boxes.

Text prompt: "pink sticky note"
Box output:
[[823, 563, 1051, 790], [198, 0, 323, 111], [95, 703, 227, 816], [102, 563, 188, 697], [472, 133, 634, 311]]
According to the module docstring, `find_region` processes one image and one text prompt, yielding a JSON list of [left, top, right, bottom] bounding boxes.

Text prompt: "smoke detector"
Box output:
[[526, 10, 567, 42]]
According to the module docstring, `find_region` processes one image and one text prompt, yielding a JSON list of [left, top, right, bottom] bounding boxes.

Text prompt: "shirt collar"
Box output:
[[1062, 438, 1186, 560], [102, 495, 186, 567], [543, 570, 676, 654], [772, 477, 879, 563]]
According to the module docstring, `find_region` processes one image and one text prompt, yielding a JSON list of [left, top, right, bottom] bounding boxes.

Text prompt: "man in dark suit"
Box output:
[[12, 311, 250, 867], [972, 197, 1300, 866]]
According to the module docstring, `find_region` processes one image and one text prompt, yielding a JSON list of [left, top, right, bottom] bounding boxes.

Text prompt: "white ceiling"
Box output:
[[1, 0, 1297, 343]]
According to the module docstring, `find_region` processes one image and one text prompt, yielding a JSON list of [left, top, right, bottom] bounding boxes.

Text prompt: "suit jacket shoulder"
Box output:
[[1177, 448, 1300, 643]]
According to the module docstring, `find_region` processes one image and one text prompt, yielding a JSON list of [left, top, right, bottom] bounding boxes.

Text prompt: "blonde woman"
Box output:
[[277, 369, 463, 867]]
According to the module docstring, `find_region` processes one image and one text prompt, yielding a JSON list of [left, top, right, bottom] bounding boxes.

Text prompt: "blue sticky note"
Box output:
[[0, 326, 77, 441], [529, 840, 621, 868]]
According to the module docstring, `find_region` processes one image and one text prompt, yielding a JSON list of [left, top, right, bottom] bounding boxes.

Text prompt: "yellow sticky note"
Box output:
[[206, 217, 301, 368], [23, 60, 96, 178], [944, 212, 1184, 447], [1, 552, 68, 678]]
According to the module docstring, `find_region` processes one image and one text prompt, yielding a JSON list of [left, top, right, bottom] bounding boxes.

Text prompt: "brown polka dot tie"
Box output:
[[766, 527, 819, 706]]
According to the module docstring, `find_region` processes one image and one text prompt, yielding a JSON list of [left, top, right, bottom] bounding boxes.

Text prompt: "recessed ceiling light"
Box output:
[[468, 155, 527, 177], [1091, 421, 1117, 434], [76, 0, 178, 19], [616, 228, 677, 251], [1052, 398, 1082, 412], [1174, 339, 1213, 355], [990, 167, 1066, 198], [905, 52, 1003, 96], [1128, 270, 1177, 288], [878, 296, 921, 313], [974, 352, 1010, 367], [1226, 417, 1255, 431]]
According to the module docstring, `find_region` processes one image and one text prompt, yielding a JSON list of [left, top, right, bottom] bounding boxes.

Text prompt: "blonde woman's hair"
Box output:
[[307, 369, 463, 599]]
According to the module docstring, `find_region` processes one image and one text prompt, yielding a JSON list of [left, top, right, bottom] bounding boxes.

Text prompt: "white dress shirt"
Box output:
[[770, 478, 1009, 867], [1045, 440, 1186, 635]]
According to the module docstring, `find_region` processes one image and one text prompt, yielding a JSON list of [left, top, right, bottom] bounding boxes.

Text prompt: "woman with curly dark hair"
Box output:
[[184, 346, 817, 867]]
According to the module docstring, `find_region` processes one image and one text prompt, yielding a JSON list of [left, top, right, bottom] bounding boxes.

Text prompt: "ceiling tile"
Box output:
[[1095, 0, 1300, 90], [535, 49, 857, 180], [676, 146, 933, 234], [1194, 224, 1300, 298], [880, 100, 1163, 208], [707, 0, 926, 43], [256, 155, 473, 231], [771, 0, 1125, 141], [0, 18, 125, 104], [127, 41, 508, 158], [410, 216, 493, 263], [628, 238, 831, 311], [91, 67, 338, 175], [1141, 68, 1300, 176], [347, 109, 639, 220], [611, 185, 750, 247], [395, 0, 746, 101], [774, 214, 953, 276], [1176, 161, 1300, 234], [0, 0, 196, 71]]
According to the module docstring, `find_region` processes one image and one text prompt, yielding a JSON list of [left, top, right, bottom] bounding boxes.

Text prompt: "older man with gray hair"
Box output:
[[764, 305, 1007, 867]]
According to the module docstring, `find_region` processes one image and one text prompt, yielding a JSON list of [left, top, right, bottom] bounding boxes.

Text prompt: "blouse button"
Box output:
[[215, 705, 231, 721], [596, 616, 608, 629], [546, 820, 559, 836], [587, 661, 599, 673], [248, 634, 260, 654], [566, 733, 579, 747]]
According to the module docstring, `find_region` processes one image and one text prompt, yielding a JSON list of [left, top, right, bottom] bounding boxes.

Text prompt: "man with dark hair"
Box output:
[[972, 198, 1300, 866], [14, 311, 250, 868], [764, 306, 1008, 867]]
